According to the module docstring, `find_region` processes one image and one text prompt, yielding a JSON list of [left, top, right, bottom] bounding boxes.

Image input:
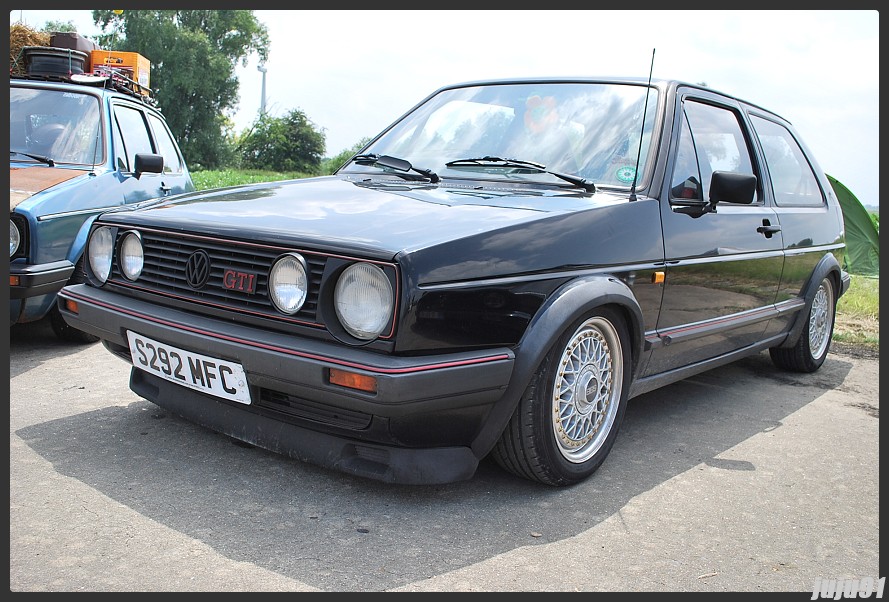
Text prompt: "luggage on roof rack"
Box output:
[[90, 50, 151, 95], [49, 31, 101, 69], [10, 26, 154, 103], [21, 46, 88, 77]]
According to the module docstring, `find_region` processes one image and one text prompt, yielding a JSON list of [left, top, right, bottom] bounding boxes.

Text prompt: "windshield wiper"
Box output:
[[445, 156, 595, 193], [351, 153, 440, 183], [10, 150, 55, 167]]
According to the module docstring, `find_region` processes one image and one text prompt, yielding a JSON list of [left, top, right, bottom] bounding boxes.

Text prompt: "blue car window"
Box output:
[[9, 87, 103, 165], [114, 104, 154, 173]]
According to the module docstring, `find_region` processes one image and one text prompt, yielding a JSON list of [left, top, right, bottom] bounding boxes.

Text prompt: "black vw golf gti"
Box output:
[[58, 77, 849, 486]]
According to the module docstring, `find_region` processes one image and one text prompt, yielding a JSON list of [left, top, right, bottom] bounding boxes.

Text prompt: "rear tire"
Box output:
[[491, 307, 631, 486], [769, 276, 835, 373], [49, 257, 100, 344]]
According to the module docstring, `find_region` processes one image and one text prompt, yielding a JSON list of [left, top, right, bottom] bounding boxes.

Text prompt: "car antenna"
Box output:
[[629, 48, 655, 202]]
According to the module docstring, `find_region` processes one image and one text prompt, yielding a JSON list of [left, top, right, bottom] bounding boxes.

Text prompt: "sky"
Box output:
[[10, 9, 880, 207]]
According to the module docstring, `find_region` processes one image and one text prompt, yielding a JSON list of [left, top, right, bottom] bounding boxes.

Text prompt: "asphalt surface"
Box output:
[[9, 318, 880, 592]]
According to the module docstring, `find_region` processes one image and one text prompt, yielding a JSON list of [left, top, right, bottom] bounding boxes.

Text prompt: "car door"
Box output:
[[643, 90, 784, 377], [112, 101, 190, 203]]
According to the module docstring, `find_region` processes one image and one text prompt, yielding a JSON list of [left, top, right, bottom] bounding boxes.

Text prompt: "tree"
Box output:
[[91, 10, 269, 169], [239, 109, 326, 174], [321, 137, 372, 175], [41, 20, 77, 33]]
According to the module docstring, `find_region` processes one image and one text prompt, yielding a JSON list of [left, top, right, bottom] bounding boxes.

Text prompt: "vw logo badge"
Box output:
[[184, 250, 211, 289]]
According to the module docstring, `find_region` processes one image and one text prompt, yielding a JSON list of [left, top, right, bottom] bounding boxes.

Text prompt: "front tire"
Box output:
[[769, 276, 836, 372], [492, 307, 631, 486]]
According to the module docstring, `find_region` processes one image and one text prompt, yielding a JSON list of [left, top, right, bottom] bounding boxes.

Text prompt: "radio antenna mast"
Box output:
[[629, 48, 655, 202]]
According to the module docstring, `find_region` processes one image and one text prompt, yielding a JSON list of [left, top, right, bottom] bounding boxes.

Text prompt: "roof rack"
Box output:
[[9, 71, 159, 108]]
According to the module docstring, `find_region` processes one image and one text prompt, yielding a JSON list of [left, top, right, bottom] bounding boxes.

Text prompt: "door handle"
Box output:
[[757, 219, 781, 238]]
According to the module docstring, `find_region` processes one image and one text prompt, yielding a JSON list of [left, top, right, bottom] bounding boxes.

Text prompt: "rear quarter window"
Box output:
[[750, 114, 825, 207]]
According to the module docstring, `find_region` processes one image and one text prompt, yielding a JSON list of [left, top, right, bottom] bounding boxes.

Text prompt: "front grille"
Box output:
[[110, 228, 326, 324]]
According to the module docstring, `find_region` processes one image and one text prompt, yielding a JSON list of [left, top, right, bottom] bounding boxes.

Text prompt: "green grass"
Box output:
[[838, 275, 879, 317], [834, 274, 879, 349], [191, 169, 309, 191]]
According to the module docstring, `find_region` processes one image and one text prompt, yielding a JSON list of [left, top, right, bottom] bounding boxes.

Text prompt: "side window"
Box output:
[[113, 104, 154, 173], [669, 115, 703, 201], [112, 116, 128, 171], [683, 100, 759, 203], [749, 115, 824, 207], [147, 112, 183, 174]]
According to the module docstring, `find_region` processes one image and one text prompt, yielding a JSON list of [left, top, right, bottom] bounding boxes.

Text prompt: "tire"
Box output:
[[49, 257, 100, 344], [491, 307, 631, 486], [769, 276, 835, 373]]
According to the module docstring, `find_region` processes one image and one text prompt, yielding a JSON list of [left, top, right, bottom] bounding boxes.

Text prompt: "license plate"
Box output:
[[126, 331, 252, 405]]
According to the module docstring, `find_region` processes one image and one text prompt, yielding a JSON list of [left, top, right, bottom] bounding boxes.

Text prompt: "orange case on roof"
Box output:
[[90, 50, 151, 94]]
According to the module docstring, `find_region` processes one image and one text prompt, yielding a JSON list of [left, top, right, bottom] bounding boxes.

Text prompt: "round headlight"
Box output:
[[334, 262, 393, 340], [269, 253, 309, 314], [88, 226, 115, 283], [10, 219, 21, 257], [119, 231, 144, 281]]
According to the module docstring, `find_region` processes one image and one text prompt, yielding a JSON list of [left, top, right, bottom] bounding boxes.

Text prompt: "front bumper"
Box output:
[[10, 259, 75, 324], [9, 259, 74, 299], [57, 284, 516, 484]]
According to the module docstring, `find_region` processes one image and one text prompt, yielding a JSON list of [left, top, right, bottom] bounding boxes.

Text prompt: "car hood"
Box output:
[[10, 166, 91, 209], [104, 175, 630, 259]]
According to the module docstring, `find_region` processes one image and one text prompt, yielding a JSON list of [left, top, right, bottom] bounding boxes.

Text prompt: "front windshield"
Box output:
[[345, 81, 659, 188], [9, 87, 103, 166]]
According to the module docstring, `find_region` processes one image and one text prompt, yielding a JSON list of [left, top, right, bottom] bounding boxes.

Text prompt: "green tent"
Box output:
[[827, 174, 879, 276]]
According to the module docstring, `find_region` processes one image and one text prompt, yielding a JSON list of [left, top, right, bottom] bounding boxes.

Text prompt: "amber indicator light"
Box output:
[[329, 368, 378, 393]]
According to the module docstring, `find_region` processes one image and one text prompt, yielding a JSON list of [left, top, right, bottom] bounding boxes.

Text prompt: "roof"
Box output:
[[9, 72, 159, 108]]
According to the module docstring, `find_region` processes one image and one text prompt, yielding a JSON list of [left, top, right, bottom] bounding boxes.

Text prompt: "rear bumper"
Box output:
[[58, 284, 516, 484], [840, 270, 852, 298]]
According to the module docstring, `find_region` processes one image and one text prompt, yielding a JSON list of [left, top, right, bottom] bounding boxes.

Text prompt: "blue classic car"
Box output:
[[10, 75, 194, 342], [58, 77, 849, 485]]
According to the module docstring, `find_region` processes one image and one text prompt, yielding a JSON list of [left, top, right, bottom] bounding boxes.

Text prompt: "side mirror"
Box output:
[[134, 153, 164, 179], [709, 171, 756, 205]]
